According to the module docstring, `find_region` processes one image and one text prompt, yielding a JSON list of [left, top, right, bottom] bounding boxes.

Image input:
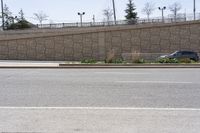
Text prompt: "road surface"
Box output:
[[0, 68, 200, 108], [1, 68, 200, 133]]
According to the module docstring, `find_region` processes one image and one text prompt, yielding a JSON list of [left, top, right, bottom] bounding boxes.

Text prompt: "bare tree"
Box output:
[[18, 9, 25, 21], [169, 2, 182, 21], [103, 7, 113, 24], [33, 11, 48, 24], [142, 2, 155, 21], [3, 4, 14, 27]]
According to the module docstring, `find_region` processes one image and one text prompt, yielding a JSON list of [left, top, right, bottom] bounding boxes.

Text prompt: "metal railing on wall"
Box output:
[[35, 16, 199, 29], [0, 13, 199, 30]]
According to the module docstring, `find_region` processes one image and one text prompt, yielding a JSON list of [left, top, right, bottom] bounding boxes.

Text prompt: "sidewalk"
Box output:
[[0, 60, 61, 68]]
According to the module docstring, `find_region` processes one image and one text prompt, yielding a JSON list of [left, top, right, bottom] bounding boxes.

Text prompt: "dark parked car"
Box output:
[[159, 51, 199, 62]]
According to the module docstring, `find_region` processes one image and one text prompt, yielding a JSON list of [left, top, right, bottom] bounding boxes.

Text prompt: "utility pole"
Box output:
[[158, 6, 166, 22], [194, 0, 196, 20], [78, 12, 85, 27], [1, 0, 4, 30], [112, 0, 117, 25]]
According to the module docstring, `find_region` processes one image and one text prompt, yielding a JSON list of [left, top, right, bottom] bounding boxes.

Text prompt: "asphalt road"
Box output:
[[0, 68, 200, 108]]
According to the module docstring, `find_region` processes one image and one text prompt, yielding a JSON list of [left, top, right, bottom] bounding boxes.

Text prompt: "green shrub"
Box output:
[[105, 58, 124, 64], [81, 59, 97, 64], [7, 20, 34, 30], [114, 58, 124, 64], [157, 58, 179, 63], [133, 58, 146, 63], [178, 58, 193, 63]]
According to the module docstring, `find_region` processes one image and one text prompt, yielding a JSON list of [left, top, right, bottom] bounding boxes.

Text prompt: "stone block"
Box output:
[[64, 36, 73, 45], [0, 54, 9, 59], [45, 38, 55, 49], [111, 31, 121, 37], [170, 44, 180, 51], [150, 28, 160, 36], [36, 44, 46, 54], [73, 35, 83, 43], [111, 36, 121, 47], [35, 38, 45, 45], [54, 36, 64, 45], [160, 40, 171, 49], [140, 30, 150, 40], [160, 29, 170, 40], [180, 38, 190, 49], [92, 33, 98, 42], [169, 26, 180, 35], [27, 51, 37, 60], [122, 42, 132, 53], [131, 30, 141, 37], [26, 39, 37, 50], [151, 44, 161, 53], [131, 45, 141, 52], [17, 53, 27, 60], [121, 31, 131, 39], [150, 36, 160, 45], [55, 53, 65, 61], [190, 44, 200, 51], [0, 44, 9, 54], [190, 24, 200, 34], [16, 40, 27, 45], [180, 27, 190, 37], [17, 45, 27, 54], [8, 52, 18, 59], [131, 37, 140, 46], [105, 32, 112, 42], [141, 41, 151, 51], [170, 35, 180, 44]]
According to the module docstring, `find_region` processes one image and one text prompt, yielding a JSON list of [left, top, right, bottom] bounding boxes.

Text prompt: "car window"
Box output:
[[182, 52, 188, 55], [171, 52, 178, 56], [177, 52, 182, 56]]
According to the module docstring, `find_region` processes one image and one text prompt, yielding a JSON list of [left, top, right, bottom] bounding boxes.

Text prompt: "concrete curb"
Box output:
[[58, 64, 200, 68], [0, 64, 200, 69]]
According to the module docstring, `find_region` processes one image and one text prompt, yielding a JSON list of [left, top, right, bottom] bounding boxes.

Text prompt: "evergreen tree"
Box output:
[[7, 8, 34, 30], [125, 0, 138, 24]]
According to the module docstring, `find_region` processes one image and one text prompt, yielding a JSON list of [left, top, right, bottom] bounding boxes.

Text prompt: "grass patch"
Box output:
[[81, 59, 97, 64]]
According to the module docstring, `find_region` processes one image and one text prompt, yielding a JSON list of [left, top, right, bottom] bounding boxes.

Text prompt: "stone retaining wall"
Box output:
[[0, 21, 199, 61]]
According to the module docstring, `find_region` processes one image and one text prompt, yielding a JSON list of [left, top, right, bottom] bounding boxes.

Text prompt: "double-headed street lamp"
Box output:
[[1, 0, 4, 30], [158, 6, 166, 22], [78, 12, 85, 27]]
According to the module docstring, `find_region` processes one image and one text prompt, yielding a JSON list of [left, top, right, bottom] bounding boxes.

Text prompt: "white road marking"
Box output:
[[0, 107, 200, 111], [95, 72, 150, 75], [116, 81, 193, 84]]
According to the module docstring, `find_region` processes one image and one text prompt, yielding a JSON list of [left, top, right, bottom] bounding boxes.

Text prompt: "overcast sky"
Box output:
[[3, 0, 200, 24]]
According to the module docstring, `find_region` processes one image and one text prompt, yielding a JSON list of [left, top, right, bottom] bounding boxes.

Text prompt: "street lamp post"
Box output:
[[1, 0, 4, 30], [158, 6, 166, 22], [194, 0, 196, 20], [78, 12, 85, 27], [112, 0, 117, 25], [92, 15, 95, 23]]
